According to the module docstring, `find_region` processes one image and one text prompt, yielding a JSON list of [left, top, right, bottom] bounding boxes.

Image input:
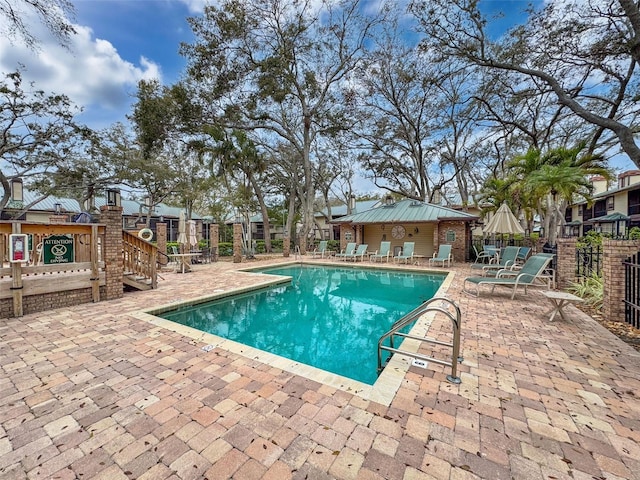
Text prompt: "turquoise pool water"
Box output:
[[160, 264, 445, 384]]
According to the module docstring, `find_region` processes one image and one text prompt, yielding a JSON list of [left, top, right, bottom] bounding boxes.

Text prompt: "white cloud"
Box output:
[[178, 0, 213, 14], [0, 16, 161, 124]]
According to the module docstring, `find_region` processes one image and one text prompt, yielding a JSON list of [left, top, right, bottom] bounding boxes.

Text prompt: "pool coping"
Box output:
[[134, 261, 456, 406]]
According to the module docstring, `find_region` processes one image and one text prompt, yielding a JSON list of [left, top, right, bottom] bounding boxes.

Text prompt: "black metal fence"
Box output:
[[624, 252, 640, 329], [575, 245, 602, 278]]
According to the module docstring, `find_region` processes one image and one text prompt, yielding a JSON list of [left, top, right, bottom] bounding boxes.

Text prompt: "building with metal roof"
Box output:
[[332, 198, 478, 262]]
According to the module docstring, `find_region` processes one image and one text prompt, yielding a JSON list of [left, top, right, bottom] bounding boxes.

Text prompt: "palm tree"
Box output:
[[518, 142, 612, 245]]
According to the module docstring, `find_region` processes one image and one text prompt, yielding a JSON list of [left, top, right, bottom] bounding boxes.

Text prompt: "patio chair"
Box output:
[[428, 244, 453, 267], [463, 254, 554, 299], [335, 242, 356, 260], [370, 241, 391, 263], [312, 240, 329, 258], [343, 243, 368, 262], [473, 245, 496, 264], [471, 245, 520, 275], [516, 246, 532, 264], [394, 242, 415, 264]]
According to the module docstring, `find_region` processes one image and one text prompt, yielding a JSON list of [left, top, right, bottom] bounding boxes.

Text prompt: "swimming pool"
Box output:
[[158, 264, 445, 384]]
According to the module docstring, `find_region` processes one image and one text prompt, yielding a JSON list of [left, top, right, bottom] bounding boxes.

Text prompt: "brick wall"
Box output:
[[0, 288, 99, 318], [233, 223, 243, 263], [100, 205, 124, 300], [435, 221, 469, 262], [156, 222, 167, 256], [602, 239, 640, 323], [556, 238, 577, 289]]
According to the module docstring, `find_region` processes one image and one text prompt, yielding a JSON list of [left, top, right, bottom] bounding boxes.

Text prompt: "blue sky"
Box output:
[[0, 0, 635, 175], [1, 0, 538, 131]]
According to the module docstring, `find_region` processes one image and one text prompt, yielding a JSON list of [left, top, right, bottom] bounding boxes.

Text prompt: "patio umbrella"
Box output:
[[188, 219, 198, 248], [177, 210, 187, 248], [482, 203, 525, 235]]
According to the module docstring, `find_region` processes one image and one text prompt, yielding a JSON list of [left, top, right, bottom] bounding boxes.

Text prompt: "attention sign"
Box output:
[[43, 235, 74, 264]]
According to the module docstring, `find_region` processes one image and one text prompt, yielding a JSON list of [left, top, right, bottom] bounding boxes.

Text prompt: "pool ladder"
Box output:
[[377, 297, 463, 384]]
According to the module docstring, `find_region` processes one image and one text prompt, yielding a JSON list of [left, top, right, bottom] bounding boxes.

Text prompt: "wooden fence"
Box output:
[[0, 221, 106, 317]]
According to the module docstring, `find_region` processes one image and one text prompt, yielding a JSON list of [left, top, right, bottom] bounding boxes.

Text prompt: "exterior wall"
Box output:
[[602, 239, 640, 323], [616, 192, 628, 214], [435, 221, 468, 262], [362, 223, 436, 258]]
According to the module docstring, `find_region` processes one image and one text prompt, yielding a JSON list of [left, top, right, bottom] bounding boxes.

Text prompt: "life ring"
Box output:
[[138, 228, 154, 241]]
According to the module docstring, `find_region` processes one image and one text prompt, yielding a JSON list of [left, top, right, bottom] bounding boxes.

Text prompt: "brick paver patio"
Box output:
[[1, 257, 639, 479]]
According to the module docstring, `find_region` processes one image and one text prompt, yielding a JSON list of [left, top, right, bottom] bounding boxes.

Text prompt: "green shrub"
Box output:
[[576, 230, 603, 248], [567, 273, 603, 311], [629, 227, 640, 240]]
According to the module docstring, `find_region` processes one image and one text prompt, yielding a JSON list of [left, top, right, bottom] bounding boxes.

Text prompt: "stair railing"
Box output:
[[377, 297, 463, 384], [122, 231, 158, 288]]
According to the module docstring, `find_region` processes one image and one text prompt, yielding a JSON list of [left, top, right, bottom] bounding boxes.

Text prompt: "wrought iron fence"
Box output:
[[575, 245, 602, 278], [623, 252, 640, 329]]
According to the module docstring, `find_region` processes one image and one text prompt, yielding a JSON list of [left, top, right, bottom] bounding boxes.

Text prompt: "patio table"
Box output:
[[541, 290, 584, 322]]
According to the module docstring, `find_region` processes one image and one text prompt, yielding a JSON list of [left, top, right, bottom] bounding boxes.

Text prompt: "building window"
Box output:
[[445, 230, 456, 242], [607, 196, 614, 211]]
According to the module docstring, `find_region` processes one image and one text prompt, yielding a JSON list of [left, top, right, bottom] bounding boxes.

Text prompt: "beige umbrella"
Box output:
[[483, 203, 525, 235], [188, 219, 198, 248], [177, 210, 187, 246]]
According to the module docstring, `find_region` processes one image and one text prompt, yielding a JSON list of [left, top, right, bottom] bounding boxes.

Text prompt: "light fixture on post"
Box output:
[[106, 188, 121, 207], [10, 178, 23, 203]]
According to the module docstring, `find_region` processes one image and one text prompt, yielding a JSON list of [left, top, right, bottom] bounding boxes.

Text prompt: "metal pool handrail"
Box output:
[[377, 296, 463, 384]]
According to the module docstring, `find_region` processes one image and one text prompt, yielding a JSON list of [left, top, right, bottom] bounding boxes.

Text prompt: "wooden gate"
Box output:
[[623, 251, 640, 329]]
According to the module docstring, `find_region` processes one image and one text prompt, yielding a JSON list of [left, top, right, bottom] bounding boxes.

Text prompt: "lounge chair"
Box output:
[[335, 242, 356, 260], [312, 240, 329, 258], [471, 245, 520, 275], [516, 246, 532, 264], [428, 244, 453, 267], [473, 245, 496, 264], [463, 254, 554, 299], [370, 241, 391, 263], [343, 243, 368, 262], [394, 242, 415, 264]]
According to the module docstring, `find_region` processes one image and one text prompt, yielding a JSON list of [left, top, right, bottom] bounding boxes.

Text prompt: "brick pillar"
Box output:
[[283, 235, 290, 257], [233, 223, 243, 263], [210, 224, 219, 260], [340, 224, 354, 251], [556, 237, 577, 289], [100, 205, 123, 300], [602, 239, 640, 323], [156, 223, 167, 257]]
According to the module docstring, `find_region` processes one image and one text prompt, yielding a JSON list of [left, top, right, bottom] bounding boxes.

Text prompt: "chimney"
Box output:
[[590, 175, 608, 195], [618, 170, 640, 188]]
